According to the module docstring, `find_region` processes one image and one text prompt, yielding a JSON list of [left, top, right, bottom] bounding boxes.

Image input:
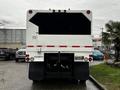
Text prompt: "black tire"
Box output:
[[10, 54, 14, 60], [5, 56, 9, 61], [33, 80, 39, 84], [80, 80, 86, 83], [15, 58, 19, 62], [72, 79, 79, 84]]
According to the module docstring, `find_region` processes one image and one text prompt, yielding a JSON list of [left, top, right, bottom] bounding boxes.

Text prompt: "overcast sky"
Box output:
[[0, 0, 120, 36]]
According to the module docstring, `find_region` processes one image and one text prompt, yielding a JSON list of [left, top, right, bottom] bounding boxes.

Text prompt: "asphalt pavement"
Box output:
[[0, 61, 100, 90]]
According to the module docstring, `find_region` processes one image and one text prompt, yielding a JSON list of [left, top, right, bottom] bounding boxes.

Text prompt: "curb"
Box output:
[[89, 75, 107, 90]]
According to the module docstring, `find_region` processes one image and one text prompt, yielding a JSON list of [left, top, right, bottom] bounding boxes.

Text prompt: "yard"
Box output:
[[90, 63, 120, 90]]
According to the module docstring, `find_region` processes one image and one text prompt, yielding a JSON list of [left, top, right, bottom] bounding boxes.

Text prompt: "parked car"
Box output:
[[92, 50, 104, 60], [0, 48, 9, 60], [8, 48, 16, 60], [15, 48, 26, 62]]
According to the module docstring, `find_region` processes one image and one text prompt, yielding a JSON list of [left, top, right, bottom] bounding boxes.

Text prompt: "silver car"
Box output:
[[15, 49, 26, 62]]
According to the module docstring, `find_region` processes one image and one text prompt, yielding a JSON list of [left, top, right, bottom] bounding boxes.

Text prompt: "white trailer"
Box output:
[[26, 9, 93, 83]]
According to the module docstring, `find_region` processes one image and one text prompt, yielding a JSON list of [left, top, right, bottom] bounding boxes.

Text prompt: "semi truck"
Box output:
[[26, 9, 93, 83]]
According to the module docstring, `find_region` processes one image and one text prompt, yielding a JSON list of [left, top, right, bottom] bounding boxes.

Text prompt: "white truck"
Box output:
[[26, 9, 93, 83]]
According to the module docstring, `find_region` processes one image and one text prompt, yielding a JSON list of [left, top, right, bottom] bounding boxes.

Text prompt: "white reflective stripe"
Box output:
[[31, 57, 44, 62]]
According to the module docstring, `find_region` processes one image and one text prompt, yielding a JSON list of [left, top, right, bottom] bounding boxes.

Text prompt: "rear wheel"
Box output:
[[15, 58, 19, 62], [71, 79, 79, 84], [5, 55, 10, 60], [80, 80, 86, 83], [33, 80, 39, 83]]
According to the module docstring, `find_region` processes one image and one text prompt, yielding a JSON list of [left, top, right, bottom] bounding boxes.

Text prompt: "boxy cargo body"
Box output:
[[26, 10, 93, 82]]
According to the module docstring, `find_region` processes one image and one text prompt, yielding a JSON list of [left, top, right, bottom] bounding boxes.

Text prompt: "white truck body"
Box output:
[[26, 10, 93, 82], [26, 10, 93, 62]]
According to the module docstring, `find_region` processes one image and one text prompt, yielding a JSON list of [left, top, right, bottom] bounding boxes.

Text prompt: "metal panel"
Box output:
[[0, 29, 26, 48]]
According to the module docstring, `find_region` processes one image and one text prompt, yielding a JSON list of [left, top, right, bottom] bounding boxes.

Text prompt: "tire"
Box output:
[[15, 58, 19, 62], [5, 56, 9, 61], [33, 80, 39, 84], [80, 80, 86, 83], [72, 79, 79, 84], [10, 54, 14, 60]]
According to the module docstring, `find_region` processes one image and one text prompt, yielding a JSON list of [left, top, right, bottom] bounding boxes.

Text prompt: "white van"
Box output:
[[15, 48, 26, 62]]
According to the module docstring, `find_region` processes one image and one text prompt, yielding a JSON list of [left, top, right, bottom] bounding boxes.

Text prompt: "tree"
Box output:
[[102, 20, 120, 62], [102, 32, 111, 46]]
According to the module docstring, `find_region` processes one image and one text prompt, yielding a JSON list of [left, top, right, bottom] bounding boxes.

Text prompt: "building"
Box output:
[[0, 28, 26, 49]]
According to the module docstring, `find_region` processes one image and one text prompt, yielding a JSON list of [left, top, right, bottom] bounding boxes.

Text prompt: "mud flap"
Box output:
[[73, 62, 89, 80], [29, 62, 44, 80]]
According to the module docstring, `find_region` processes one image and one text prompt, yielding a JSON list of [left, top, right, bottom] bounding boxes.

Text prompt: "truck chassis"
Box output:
[[29, 52, 89, 82]]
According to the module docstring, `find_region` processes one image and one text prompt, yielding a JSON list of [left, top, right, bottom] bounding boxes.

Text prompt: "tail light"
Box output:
[[89, 54, 93, 57], [89, 54, 93, 62], [26, 54, 29, 57], [25, 54, 29, 62]]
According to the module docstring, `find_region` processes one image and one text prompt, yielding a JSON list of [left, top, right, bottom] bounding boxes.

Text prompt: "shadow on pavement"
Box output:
[[31, 79, 87, 90]]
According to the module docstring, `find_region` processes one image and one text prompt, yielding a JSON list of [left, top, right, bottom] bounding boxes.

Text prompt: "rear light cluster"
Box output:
[[84, 57, 93, 62], [75, 55, 93, 62], [25, 54, 29, 62], [89, 54, 93, 62]]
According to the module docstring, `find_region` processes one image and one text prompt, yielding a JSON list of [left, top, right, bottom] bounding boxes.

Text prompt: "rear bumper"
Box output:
[[16, 57, 25, 61], [16, 55, 25, 60], [16, 57, 25, 59], [0, 55, 9, 59], [0, 55, 6, 58]]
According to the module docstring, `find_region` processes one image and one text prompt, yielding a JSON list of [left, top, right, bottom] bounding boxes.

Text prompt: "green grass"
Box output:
[[90, 63, 120, 90]]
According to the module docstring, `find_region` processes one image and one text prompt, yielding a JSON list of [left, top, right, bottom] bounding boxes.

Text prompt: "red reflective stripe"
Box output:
[[84, 46, 93, 48], [59, 45, 67, 47], [27, 45, 34, 47], [36, 45, 42, 47], [46, 45, 55, 47], [72, 45, 80, 48], [27, 45, 93, 48]]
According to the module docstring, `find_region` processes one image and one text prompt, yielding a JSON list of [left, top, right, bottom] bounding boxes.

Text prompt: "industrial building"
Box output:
[[0, 28, 26, 49]]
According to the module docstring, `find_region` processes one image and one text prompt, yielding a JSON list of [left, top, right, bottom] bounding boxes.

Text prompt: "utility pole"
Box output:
[[100, 27, 104, 49]]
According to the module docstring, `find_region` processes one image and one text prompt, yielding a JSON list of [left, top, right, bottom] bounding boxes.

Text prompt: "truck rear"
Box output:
[[26, 10, 93, 83]]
